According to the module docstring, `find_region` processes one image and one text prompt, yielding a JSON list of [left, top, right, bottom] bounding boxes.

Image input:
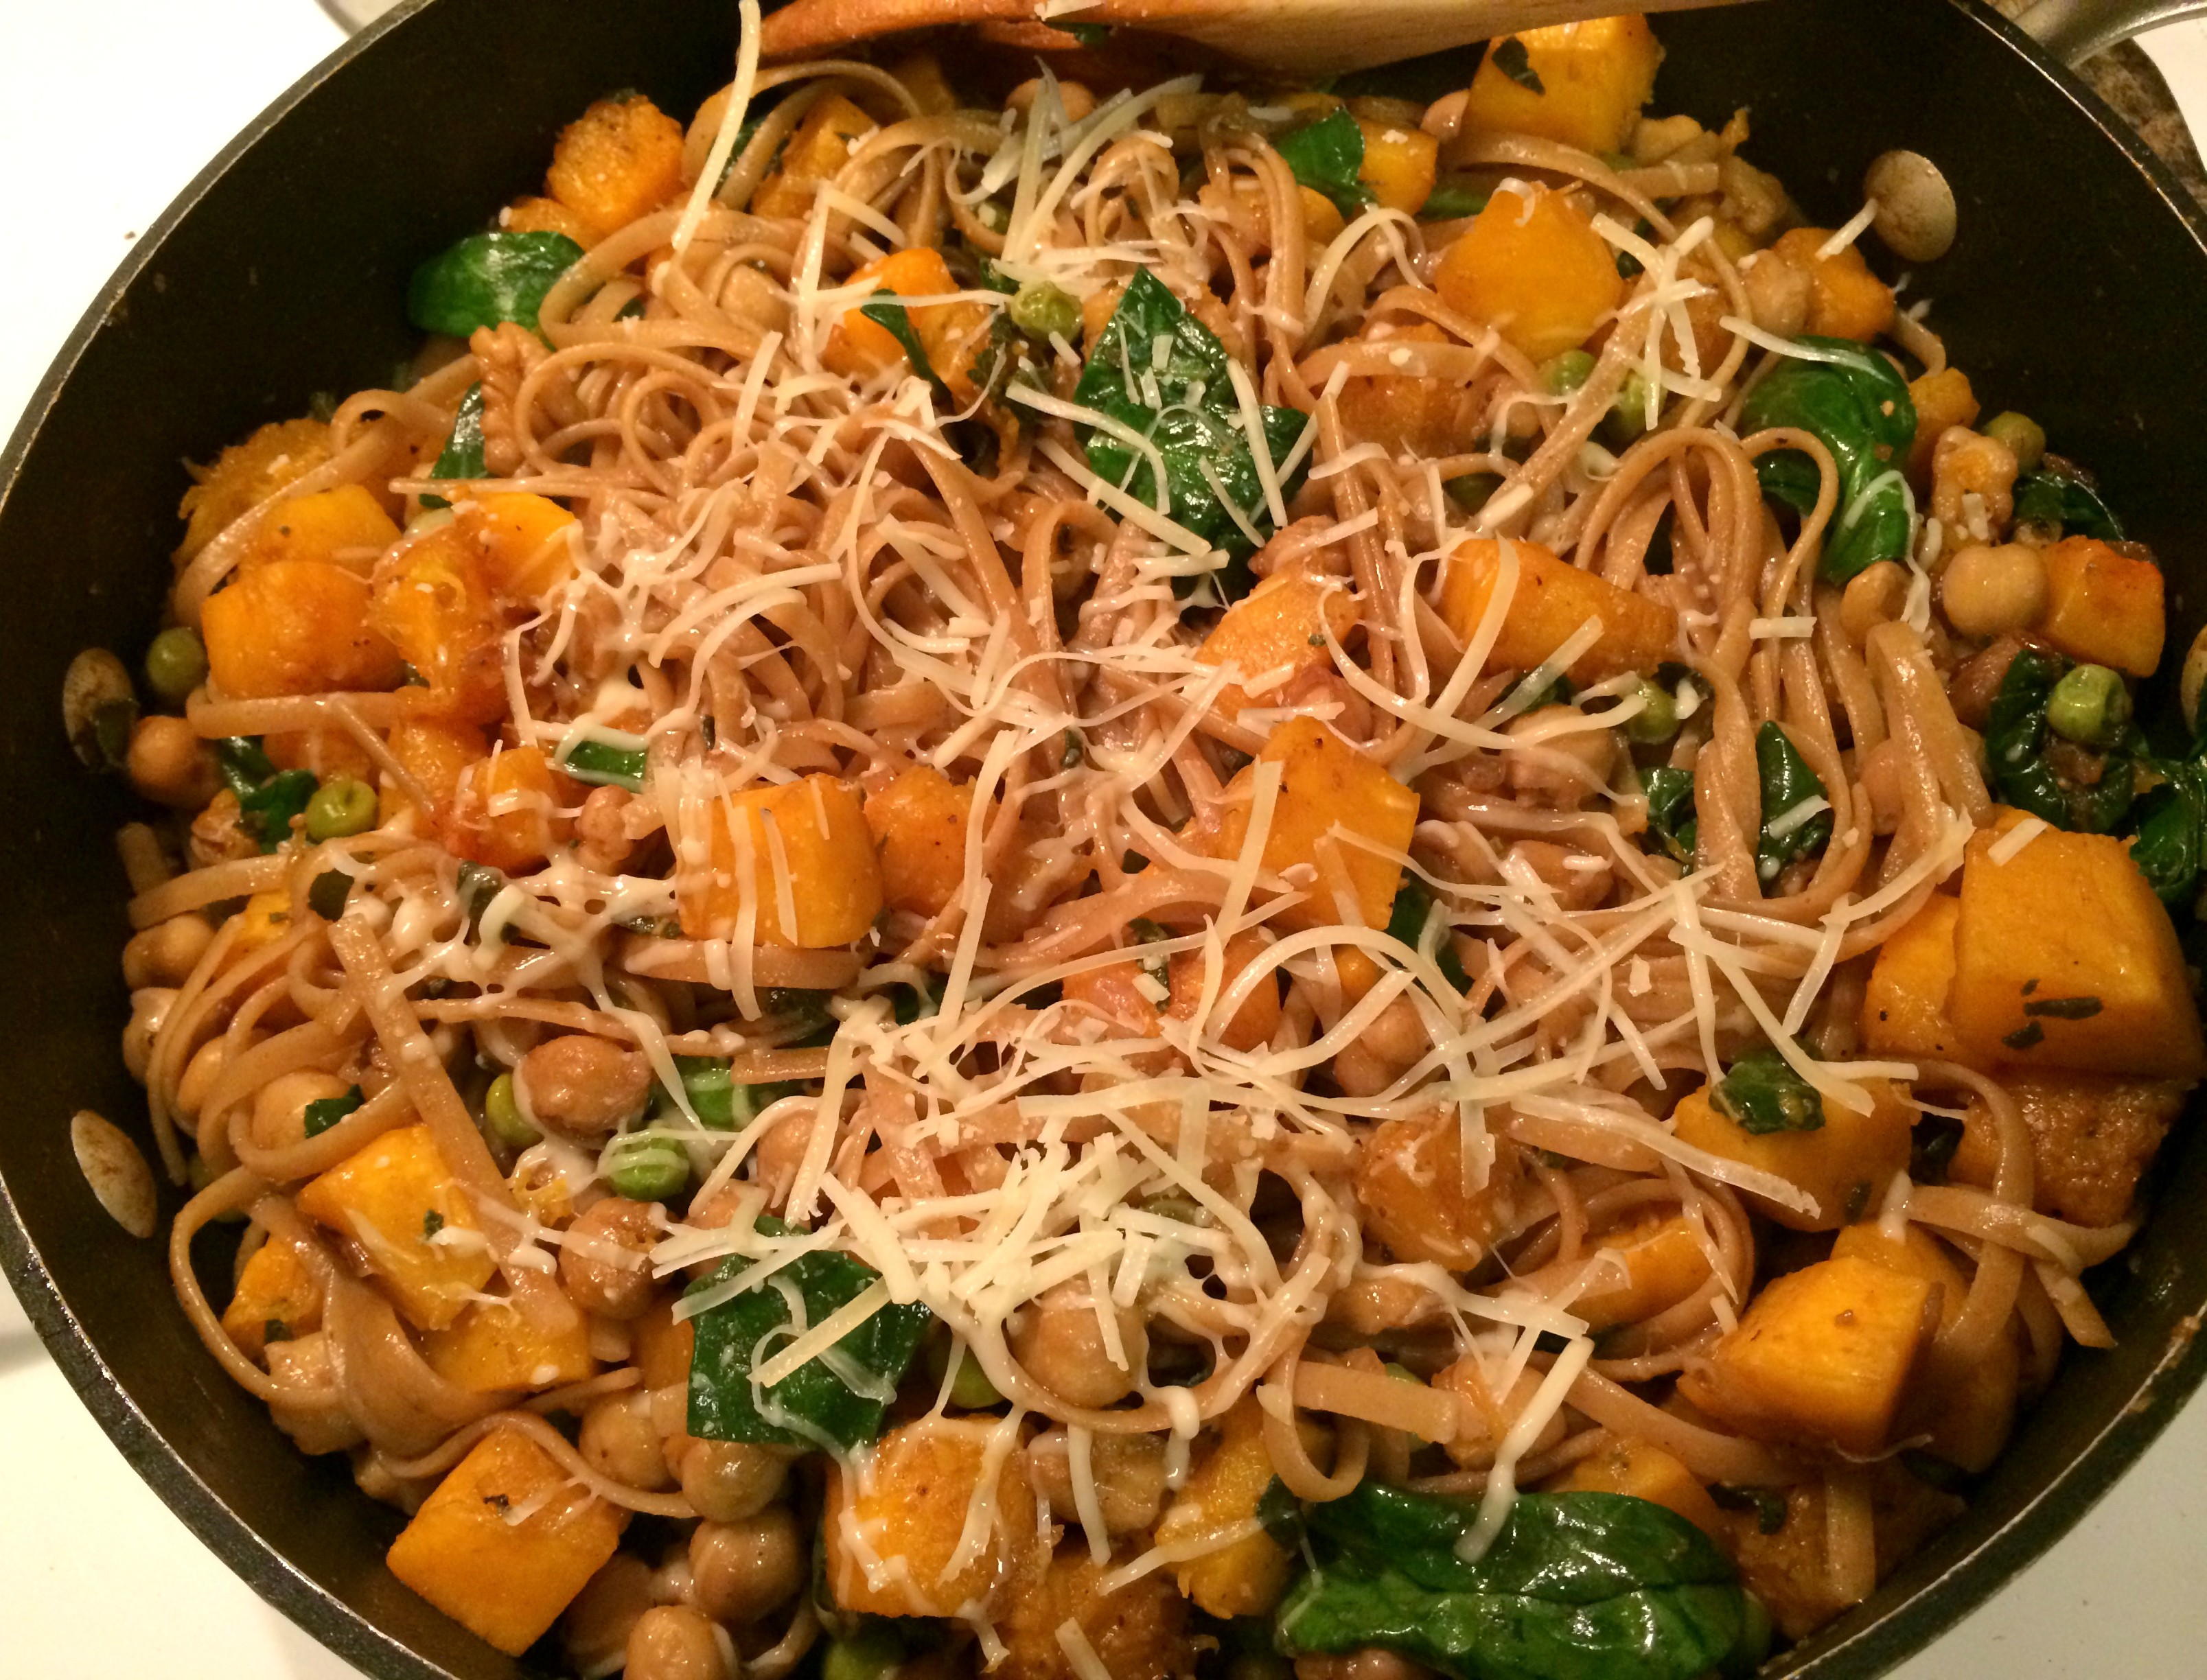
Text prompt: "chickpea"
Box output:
[[563, 1554, 655, 1677], [1010, 1279, 1147, 1409], [2182, 622, 2207, 734], [678, 1438, 791, 1524], [1857, 738, 1907, 835], [580, 1391, 674, 1491], [625, 1606, 732, 1680], [122, 987, 177, 1084], [1939, 543, 2047, 638], [1503, 838, 1610, 912], [1740, 246, 1811, 340], [559, 1195, 660, 1320], [688, 1507, 805, 1626], [1503, 710, 1615, 807], [1333, 992, 1433, 1098], [517, 1034, 651, 1139], [126, 714, 218, 808], [1008, 76, 1096, 124], [122, 914, 213, 990], [750, 1108, 820, 1209], [175, 1037, 231, 1124], [575, 785, 639, 875], [249, 1069, 356, 1152], [1838, 560, 1909, 645], [1930, 427, 2019, 535]]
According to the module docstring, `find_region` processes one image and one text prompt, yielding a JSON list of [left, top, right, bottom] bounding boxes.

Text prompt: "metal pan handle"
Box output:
[[2017, 0, 2207, 62]]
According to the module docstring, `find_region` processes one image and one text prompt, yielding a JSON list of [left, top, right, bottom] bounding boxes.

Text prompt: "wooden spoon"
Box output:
[[757, 0, 1755, 79]]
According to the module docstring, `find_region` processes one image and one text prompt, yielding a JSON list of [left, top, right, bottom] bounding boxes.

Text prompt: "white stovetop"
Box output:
[[5, 3, 2207, 1675]]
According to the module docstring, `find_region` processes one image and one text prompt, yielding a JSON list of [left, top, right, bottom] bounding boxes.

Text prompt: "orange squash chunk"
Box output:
[[1680, 1254, 1933, 1456], [176, 417, 332, 562], [443, 745, 570, 876], [1435, 183, 1624, 362], [864, 764, 975, 918], [1906, 369, 1978, 485], [822, 246, 995, 402], [546, 94, 686, 243], [239, 485, 400, 571], [2035, 535, 2165, 677], [754, 93, 877, 218], [1355, 1112, 1519, 1270], [1440, 537, 1677, 683], [202, 558, 405, 698], [386, 1429, 625, 1655], [1858, 893, 1966, 1062], [1156, 1399, 1295, 1618], [369, 525, 508, 724], [1197, 571, 1359, 721], [1950, 808, 2204, 1077], [294, 1123, 495, 1331], [221, 1239, 324, 1363], [1353, 115, 1437, 214], [1560, 1438, 1725, 1540], [677, 774, 884, 946], [825, 1416, 1037, 1616], [1193, 716, 1418, 930], [1461, 18, 1662, 154], [1062, 927, 1283, 1053], [1769, 228, 1895, 343], [458, 492, 579, 600], [420, 1296, 597, 1395], [1571, 1214, 1713, 1331], [1670, 1078, 1912, 1231], [382, 719, 490, 829]]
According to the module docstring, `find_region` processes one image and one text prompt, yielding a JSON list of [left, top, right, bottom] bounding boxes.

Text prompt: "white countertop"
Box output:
[[5, 3, 2206, 1675]]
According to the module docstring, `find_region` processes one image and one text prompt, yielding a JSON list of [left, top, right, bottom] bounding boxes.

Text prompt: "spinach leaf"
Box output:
[[1753, 723, 1833, 887], [1489, 38, 1546, 95], [2130, 760, 2207, 905], [1072, 268, 1309, 580], [1386, 878, 1470, 992], [1276, 109, 1376, 219], [1275, 1483, 1753, 1680], [420, 384, 486, 509], [557, 736, 648, 792], [1642, 766, 1698, 865], [1738, 337, 1917, 583], [857, 293, 942, 388], [2013, 468, 2124, 542], [407, 231, 585, 338], [308, 868, 354, 921], [1985, 645, 2137, 834], [303, 1085, 364, 1138], [686, 1219, 932, 1451], [1420, 180, 1490, 221], [1711, 1046, 1823, 1135], [672, 1055, 802, 1130], [215, 737, 318, 852]]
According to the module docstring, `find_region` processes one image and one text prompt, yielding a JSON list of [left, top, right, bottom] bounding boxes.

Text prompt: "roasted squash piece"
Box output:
[[1435, 183, 1625, 362], [420, 1296, 597, 1395], [295, 1123, 496, 1331], [1441, 537, 1678, 684], [546, 94, 686, 242], [458, 491, 580, 600], [1906, 369, 1979, 485], [1571, 1214, 1714, 1331], [864, 763, 975, 918], [998, 1543, 1194, 1680], [386, 1428, 626, 1655], [1669, 1078, 1913, 1231], [369, 525, 509, 724], [825, 1416, 1037, 1616], [239, 484, 400, 571], [1678, 1254, 1934, 1456], [1459, 18, 1664, 155], [1558, 1437, 1725, 1541], [202, 558, 405, 699], [1769, 227, 1895, 342], [822, 246, 995, 402], [1858, 893, 1965, 1062], [502, 194, 594, 244], [1949, 808, 2204, 1077], [754, 92, 878, 218], [221, 1238, 323, 1363], [2035, 535, 2165, 677], [1356, 1115, 1521, 1270], [1064, 928, 1285, 1053], [443, 745, 570, 876], [1156, 1399, 1295, 1618], [1334, 322, 1476, 458], [176, 417, 333, 562], [221, 889, 298, 966], [381, 719, 490, 829], [1196, 570, 1359, 721], [677, 773, 883, 945], [1353, 115, 1437, 214]]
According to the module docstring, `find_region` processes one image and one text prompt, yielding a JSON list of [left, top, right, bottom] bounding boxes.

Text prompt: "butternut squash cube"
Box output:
[[1906, 368, 1978, 485], [202, 558, 405, 699], [240, 485, 400, 572], [1355, 1112, 1520, 1270], [1558, 1438, 1725, 1541], [825, 1416, 1037, 1616], [1063, 929, 1284, 1053], [1950, 809, 2204, 1077], [1354, 116, 1437, 214], [221, 1238, 323, 1363], [1571, 1214, 1713, 1331], [1156, 1399, 1293, 1618], [381, 718, 489, 829], [1669, 1079, 1912, 1231], [2035, 535, 2165, 677], [1834, 1223, 2015, 1472], [1769, 228, 1895, 343], [1678, 1254, 1934, 1456], [223, 890, 298, 965], [632, 1292, 695, 1390], [1460, 18, 1664, 156], [1435, 183, 1626, 362], [754, 93, 878, 219], [502, 194, 593, 245], [420, 1296, 597, 1395], [1335, 323, 1477, 458], [864, 764, 974, 918], [1193, 716, 1418, 930], [1441, 537, 1678, 684], [443, 745, 570, 876], [999, 1543, 1192, 1680], [458, 492, 579, 600], [386, 1428, 625, 1655], [1197, 570, 1359, 721], [369, 526, 508, 724], [1858, 893, 1966, 1062], [822, 246, 995, 403], [176, 417, 334, 563], [294, 1123, 496, 1331], [546, 94, 686, 243], [677, 773, 884, 946]]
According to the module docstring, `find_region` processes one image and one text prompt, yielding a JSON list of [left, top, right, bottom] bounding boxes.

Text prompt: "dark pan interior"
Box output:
[[1, 0, 2204, 1675]]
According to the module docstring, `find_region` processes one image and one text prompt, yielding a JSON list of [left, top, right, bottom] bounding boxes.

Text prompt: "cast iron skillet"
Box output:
[[3, 0, 2206, 1674]]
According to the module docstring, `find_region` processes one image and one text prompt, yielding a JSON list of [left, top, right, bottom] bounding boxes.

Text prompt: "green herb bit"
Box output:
[[1274, 108, 1376, 219], [858, 293, 941, 387], [558, 736, 649, 792], [421, 1209, 446, 1240], [1642, 764, 1698, 864], [1489, 37, 1546, 94], [1383, 878, 1470, 992], [1738, 337, 1918, 583], [144, 626, 208, 704], [1709, 1484, 1789, 1535], [1061, 729, 1085, 769], [215, 737, 318, 852], [1711, 1045, 1823, 1135], [822, 1626, 906, 1680], [303, 1085, 364, 1139], [1418, 179, 1488, 221], [2013, 465, 2123, 541]]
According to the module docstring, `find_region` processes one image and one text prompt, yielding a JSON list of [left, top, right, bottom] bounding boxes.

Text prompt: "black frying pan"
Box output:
[[2, 1, 2204, 1675]]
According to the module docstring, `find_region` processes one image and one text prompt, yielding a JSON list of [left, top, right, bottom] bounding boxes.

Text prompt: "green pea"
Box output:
[[483, 1073, 538, 1150], [1540, 349, 1595, 395], [1623, 676, 1679, 744], [947, 1346, 1004, 1410], [1604, 371, 1654, 443], [822, 1626, 904, 1680], [1009, 279, 1080, 341], [1983, 410, 2046, 475], [1444, 471, 1503, 515], [144, 626, 209, 704], [606, 1132, 691, 1201], [1383, 1361, 1422, 1384], [2047, 662, 2129, 748], [304, 777, 378, 841]]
